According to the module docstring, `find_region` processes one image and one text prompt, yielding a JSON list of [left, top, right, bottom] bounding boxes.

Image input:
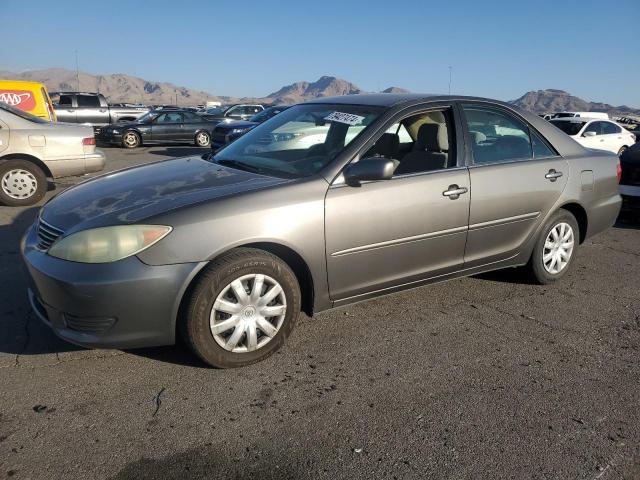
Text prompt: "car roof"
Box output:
[[303, 93, 517, 109]]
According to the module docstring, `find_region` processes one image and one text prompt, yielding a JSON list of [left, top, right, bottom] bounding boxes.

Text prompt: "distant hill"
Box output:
[[511, 89, 640, 117], [382, 86, 410, 94], [1, 69, 636, 116], [0, 68, 222, 105], [267, 76, 364, 104]]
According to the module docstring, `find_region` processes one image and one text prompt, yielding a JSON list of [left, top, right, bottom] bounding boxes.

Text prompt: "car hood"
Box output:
[[40, 156, 290, 232]]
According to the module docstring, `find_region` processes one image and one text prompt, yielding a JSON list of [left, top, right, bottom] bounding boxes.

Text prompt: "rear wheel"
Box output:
[[195, 131, 211, 147], [525, 209, 579, 284], [181, 248, 301, 368], [121, 131, 141, 149], [0, 159, 47, 206]]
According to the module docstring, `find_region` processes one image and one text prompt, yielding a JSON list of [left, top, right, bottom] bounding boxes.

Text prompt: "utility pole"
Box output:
[[448, 66, 452, 95], [75, 50, 80, 92]]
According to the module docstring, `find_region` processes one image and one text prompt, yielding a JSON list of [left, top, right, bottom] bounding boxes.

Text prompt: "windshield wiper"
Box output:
[[216, 159, 262, 174]]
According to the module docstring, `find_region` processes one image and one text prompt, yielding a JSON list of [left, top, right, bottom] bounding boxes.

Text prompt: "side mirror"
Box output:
[[583, 131, 597, 137], [343, 157, 396, 186]]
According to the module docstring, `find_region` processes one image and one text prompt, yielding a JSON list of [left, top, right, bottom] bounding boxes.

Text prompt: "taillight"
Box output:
[[82, 137, 96, 146], [616, 160, 622, 183]]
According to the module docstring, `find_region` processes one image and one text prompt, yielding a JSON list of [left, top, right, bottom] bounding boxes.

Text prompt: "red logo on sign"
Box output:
[[0, 90, 35, 110]]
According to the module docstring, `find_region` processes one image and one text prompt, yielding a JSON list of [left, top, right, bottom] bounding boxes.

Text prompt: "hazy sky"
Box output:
[[3, 0, 639, 106]]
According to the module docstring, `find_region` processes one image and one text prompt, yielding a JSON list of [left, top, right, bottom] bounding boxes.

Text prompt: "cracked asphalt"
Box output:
[[0, 145, 638, 479]]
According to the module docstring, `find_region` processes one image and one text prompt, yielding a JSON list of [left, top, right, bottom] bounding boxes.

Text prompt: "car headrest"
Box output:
[[470, 131, 487, 144], [371, 133, 400, 159], [416, 123, 448, 152]]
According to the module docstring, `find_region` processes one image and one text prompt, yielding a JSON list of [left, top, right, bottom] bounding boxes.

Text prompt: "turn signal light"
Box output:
[[616, 161, 622, 183], [82, 137, 96, 146]]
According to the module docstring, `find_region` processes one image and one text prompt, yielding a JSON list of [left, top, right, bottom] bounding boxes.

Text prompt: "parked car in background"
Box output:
[[619, 142, 640, 217], [549, 117, 636, 156], [0, 102, 104, 206], [0, 80, 56, 121], [52, 92, 148, 130], [200, 104, 265, 124], [98, 109, 218, 148], [211, 105, 290, 150], [552, 111, 610, 120], [22, 94, 621, 367]]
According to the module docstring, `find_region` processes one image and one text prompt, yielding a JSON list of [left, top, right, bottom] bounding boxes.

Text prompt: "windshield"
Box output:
[[550, 120, 585, 136], [213, 104, 384, 178], [136, 111, 159, 123], [250, 107, 285, 123], [205, 106, 226, 115], [0, 102, 49, 124]]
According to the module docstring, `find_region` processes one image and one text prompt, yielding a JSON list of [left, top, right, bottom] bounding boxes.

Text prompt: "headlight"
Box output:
[[231, 128, 249, 134], [111, 129, 120, 134], [48, 225, 172, 263]]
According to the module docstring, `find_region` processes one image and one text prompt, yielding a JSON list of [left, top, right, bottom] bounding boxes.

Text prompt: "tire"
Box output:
[[181, 248, 301, 368], [194, 131, 211, 147], [0, 159, 47, 207], [121, 130, 141, 149], [525, 209, 579, 285]]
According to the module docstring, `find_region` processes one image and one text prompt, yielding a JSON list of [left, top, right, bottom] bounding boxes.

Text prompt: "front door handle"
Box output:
[[545, 169, 563, 181], [442, 184, 468, 200]]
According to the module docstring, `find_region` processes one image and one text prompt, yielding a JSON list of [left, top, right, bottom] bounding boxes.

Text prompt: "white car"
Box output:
[[549, 117, 636, 156], [553, 111, 609, 120]]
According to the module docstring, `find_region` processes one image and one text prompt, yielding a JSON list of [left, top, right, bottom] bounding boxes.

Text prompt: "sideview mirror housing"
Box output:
[[344, 157, 396, 186], [583, 131, 597, 137]]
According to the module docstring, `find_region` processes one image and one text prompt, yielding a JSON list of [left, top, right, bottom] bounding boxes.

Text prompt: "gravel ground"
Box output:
[[0, 145, 638, 479]]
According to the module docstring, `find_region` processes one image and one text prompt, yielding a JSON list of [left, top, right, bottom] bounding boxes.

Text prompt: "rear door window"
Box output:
[[462, 106, 533, 164], [602, 122, 621, 135], [76, 95, 101, 108]]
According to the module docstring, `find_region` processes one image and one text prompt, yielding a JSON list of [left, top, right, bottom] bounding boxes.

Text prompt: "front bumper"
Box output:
[[96, 131, 123, 145], [21, 223, 204, 349]]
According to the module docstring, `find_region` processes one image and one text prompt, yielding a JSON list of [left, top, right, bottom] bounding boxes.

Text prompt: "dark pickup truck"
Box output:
[[52, 92, 148, 129]]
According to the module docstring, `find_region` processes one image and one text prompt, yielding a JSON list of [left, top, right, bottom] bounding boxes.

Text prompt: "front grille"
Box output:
[[37, 219, 64, 251], [64, 314, 116, 334]]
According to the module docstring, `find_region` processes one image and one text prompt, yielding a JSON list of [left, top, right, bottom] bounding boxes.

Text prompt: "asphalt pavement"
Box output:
[[0, 145, 638, 479]]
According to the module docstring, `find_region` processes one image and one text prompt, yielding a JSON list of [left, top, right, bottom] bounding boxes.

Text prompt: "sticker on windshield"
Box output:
[[324, 111, 365, 126]]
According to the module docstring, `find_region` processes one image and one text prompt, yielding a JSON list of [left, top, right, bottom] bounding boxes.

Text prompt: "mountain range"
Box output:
[[1, 68, 637, 116]]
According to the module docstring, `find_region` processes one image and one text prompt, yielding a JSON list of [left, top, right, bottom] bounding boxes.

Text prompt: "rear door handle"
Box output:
[[545, 169, 563, 181], [442, 185, 468, 200]]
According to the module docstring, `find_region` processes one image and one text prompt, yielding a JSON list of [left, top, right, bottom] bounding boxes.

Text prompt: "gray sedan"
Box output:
[[22, 94, 621, 367]]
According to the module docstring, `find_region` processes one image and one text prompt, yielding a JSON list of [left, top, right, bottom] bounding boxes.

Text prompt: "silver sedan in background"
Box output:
[[0, 103, 104, 206], [21, 94, 621, 367]]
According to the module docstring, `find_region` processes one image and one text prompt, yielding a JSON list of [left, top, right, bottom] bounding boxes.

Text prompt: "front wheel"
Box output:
[[525, 209, 579, 284], [0, 159, 47, 206], [195, 131, 211, 147], [181, 248, 301, 368]]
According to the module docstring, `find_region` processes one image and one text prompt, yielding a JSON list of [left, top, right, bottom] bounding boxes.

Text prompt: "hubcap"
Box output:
[[197, 133, 209, 146], [1, 169, 37, 200], [542, 222, 574, 274], [124, 133, 138, 146], [210, 274, 287, 353]]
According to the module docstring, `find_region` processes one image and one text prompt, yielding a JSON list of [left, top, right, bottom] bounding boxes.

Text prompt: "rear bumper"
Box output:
[[585, 194, 622, 240], [85, 150, 105, 173], [46, 150, 105, 178], [21, 223, 204, 349], [620, 184, 640, 216]]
